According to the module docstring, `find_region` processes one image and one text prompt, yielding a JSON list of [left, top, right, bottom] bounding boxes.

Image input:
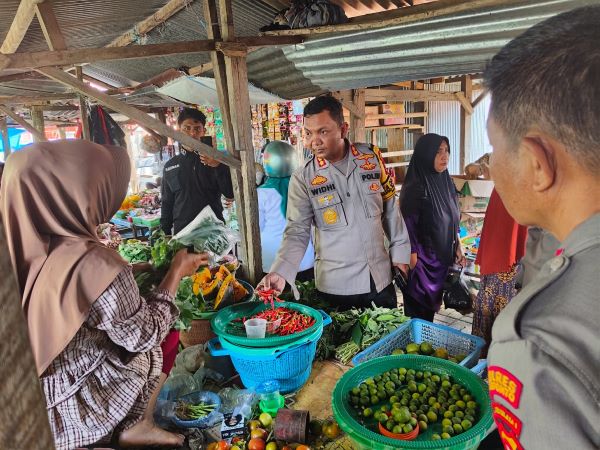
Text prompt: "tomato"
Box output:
[[217, 441, 230, 450], [322, 421, 341, 439], [250, 428, 268, 440], [248, 438, 266, 450], [296, 445, 311, 450]]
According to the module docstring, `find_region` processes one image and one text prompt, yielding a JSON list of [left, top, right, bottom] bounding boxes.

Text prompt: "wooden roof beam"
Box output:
[[261, 0, 526, 36], [365, 88, 461, 102], [36, 67, 241, 169], [1, 0, 46, 54], [0, 104, 47, 141], [0, 35, 303, 71], [0, 93, 77, 104], [35, 0, 66, 51], [108, 0, 196, 48]]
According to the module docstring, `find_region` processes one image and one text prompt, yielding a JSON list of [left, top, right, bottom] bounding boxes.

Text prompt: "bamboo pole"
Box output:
[[75, 66, 90, 140]]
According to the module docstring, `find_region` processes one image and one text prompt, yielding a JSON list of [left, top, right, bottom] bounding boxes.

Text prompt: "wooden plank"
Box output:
[[37, 67, 242, 169], [386, 161, 410, 168], [332, 91, 364, 119], [108, 0, 197, 47], [0, 104, 46, 141], [365, 89, 460, 103], [454, 92, 473, 115], [471, 90, 488, 109], [30, 105, 45, 143], [75, 66, 90, 140], [0, 0, 45, 54], [350, 88, 365, 143], [459, 75, 472, 172], [0, 221, 56, 450], [38, 104, 78, 110], [366, 112, 427, 120], [0, 118, 11, 157], [220, 0, 262, 284], [0, 93, 77, 104], [261, 0, 526, 36], [381, 150, 414, 158], [203, 0, 247, 267], [365, 124, 423, 130], [35, 0, 67, 51], [189, 62, 214, 76]]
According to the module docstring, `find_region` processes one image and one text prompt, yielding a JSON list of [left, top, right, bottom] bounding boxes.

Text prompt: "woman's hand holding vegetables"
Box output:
[[257, 272, 286, 295], [159, 249, 209, 296]]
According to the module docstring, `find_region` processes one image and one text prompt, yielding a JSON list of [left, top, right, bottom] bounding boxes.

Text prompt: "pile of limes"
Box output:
[[347, 367, 478, 440], [391, 341, 468, 364]]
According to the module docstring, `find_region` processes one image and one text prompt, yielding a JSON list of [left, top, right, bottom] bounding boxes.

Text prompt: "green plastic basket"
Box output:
[[332, 355, 493, 450], [210, 301, 324, 348]]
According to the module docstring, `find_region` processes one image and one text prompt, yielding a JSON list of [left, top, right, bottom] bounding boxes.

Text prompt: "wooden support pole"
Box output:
[[471, 90, 488, 109], [30, 105, 45, 143], [219, 0, 262, 284], [0, 105, 47, 142], [1, 118, 11, 158], [203, 0, 247, 266], [36, 67, 242, 169], [0, 93, 77, 104], [0, 221, 56, 450], [0, 0, 46, 54], [35, 0, 67, 51], [350, 88, 366, 143], [75, 66, 90, 140], [459, 75, 473, 172]]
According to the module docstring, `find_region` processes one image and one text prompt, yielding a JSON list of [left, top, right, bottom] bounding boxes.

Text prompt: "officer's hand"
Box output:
[[256, 272, 286, 295], [171, 249, 210, 278], [455, 246, 466, 267], [409, 252, 418, 270], [200, 154, 220, 167], [393, 263, 409, 278]]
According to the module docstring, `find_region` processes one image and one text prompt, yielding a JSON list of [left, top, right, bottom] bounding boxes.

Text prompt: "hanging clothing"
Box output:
[[475, 189, 528, 275], [399, 134, 460, 317], [258, 176, 314, 273]]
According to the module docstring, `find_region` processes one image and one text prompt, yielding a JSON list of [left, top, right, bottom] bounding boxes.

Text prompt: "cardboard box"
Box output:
[[365, 106, 379, 127], [381, 103, 405, 126], [452, 177, 494, 213]]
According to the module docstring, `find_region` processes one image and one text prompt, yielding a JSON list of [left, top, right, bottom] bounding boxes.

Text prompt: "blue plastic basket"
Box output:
[[171, 390, 221, 429], [207, 311, 331, 394], [352, 318, 484, 368]]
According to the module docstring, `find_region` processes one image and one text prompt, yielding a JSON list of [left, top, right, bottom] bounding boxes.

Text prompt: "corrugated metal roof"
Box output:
[[252, 0, 596, 97]]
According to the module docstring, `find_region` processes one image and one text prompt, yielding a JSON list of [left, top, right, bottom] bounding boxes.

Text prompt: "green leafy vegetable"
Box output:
[[118, 239, 151, 263]]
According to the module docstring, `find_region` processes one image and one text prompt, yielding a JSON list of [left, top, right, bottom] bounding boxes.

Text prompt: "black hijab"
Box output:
[[400, 133, 460, 265]]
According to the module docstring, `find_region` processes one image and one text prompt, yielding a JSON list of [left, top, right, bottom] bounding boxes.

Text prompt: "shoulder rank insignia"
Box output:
[[311, 175, 328, 186], [316, 157, 327, 168]]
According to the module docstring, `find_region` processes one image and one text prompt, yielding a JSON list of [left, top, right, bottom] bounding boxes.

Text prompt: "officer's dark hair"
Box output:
[[177, 108, 207, 127], [484, 5, 600, 174], [304, 95, 344, 126]]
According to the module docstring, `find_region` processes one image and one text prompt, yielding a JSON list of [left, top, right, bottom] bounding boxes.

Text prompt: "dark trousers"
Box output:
[[402, 293, 436, 322], [318, 276, 397, 311]]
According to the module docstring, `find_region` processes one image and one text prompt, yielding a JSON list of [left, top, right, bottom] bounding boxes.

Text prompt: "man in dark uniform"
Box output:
[[160, 108, 234, 234], [484, 6, 600, 450]]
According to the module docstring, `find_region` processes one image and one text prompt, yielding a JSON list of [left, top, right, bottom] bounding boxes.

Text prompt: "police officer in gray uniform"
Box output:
[[258, 96, 411, 309], [484, 6, 600, 449]]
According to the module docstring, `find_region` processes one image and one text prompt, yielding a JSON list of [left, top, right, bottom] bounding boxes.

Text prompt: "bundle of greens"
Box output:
[[151, 231, 185, 269], [118, 239, 152, 263], [173, 276, 211, 331], [317, 304, 409, 365]]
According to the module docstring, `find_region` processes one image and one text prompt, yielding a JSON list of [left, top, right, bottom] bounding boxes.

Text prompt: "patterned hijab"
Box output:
[[1, 140, 130, 375]]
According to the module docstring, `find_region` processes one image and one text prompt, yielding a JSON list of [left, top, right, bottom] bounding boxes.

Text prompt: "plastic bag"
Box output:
[[172, 206, 240, 263], [174, 344, 205, 374], [218, 387, 258, 417]]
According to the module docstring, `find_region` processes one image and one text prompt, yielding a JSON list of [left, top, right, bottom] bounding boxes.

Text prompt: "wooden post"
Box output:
[[459, 75, 473, 172], [0, 0, 46, 54], [0, 222, 56, 450], [75, 66, 90, 140], [350, 88, 365, 143], [1, 118, 11, 158], [30, 105, 45, 143], [203, 0, 248, 267], [0, 104, 47, 142], [219, 0, 262, 284]]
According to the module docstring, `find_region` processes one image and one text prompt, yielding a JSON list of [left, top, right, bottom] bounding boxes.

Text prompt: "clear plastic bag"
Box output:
[[218, 387, 258, 417], [174, 344, 205, 374], [172, 206, 240, 263]]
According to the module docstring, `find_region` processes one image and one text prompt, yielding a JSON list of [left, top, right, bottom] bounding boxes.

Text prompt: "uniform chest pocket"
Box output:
[[165, 168, 182, 192], [310, 191, 348, 230], [361, 179, 384, 218]]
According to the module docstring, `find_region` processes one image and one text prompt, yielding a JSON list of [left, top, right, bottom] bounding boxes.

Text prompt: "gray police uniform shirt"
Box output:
[[488, 213, 600, 450], [270, 141, 411, 295], [520, 227, 561, 288]]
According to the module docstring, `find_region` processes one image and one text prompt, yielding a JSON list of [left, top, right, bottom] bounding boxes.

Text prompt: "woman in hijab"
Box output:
[[1, 141, 207, 449], [400, 133, 464, 321], [258, 140, 315, 280]]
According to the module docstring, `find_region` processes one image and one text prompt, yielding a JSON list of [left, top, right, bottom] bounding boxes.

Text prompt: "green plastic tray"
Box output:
[[132, 215, 161, 228], [210, 301, 324, 348], [332, 355, 493, 450]]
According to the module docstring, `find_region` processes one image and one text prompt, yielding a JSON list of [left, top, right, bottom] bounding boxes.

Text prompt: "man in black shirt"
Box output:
[[160, 108, 234, 234]]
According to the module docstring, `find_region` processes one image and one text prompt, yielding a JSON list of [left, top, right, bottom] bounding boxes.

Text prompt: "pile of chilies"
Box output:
[[257, 288, 283, 309], [252, 307, 315, 336]]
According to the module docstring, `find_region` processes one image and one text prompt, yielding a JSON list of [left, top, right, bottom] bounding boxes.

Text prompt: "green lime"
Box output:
[[386, 420, 395, 431], [442, 380, 451, 389], [461, 419, 473, 430], [432, 433, 442, 440], [455, 400, 466, 409], [393, 425, 403, 434], [467, 401, 478, 410], [441, 432, 452, 440], [402, 424, 413, 434], [418, 414, 428, 423], [453, 424, 464, 434], [406, 343, 420, 353], [420, 342, 434, 355], [418, 383, 427, 393], [465, 415, 475, 423], [363, 408, 373, 418], [442, 418, 452, 427], [391, 348, 405, 355], [444, 411, 453, 419], [426, 411, 438, 422], [419, 420, 428, 431], [443, 425, 455, 436], [455, 411, 465, 419], [409, 417, 417, 427], [399, 367, 407, 376]]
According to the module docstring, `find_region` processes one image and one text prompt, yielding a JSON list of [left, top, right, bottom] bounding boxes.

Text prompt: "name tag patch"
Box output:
[[311, 183, 336, 196], [165, 164, 179, 172]]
